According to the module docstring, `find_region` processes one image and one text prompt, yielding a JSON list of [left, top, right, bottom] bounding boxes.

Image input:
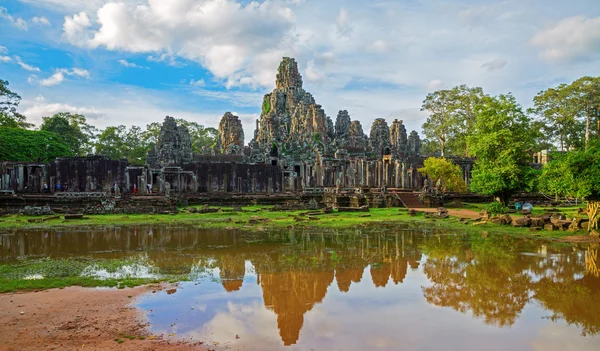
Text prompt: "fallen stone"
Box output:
[[473, 221, 487, 226], [544, 223, 559, 231], [512, 217, 532, 227]]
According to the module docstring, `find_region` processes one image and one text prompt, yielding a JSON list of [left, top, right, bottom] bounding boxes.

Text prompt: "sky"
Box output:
[[1, 0, 599, 145]]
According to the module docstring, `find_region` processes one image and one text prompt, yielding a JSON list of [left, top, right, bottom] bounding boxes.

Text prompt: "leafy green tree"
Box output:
[[421, 85, 484, 157], [40, 112, 97, 155], [417, 157, 467, 192], [569, 76, 600, 149], [95, 125, 150, 165], [529, 84, 583, 151], [0, 79, 33, 129], [468, 94, 541, 204], [0, 127, 73, 162]]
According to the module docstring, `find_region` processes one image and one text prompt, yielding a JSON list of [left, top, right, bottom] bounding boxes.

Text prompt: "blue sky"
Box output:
[[1, 0, 599, 143]]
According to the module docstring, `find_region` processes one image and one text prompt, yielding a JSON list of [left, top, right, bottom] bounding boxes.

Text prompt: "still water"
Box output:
[[1, 225, 600, 351]]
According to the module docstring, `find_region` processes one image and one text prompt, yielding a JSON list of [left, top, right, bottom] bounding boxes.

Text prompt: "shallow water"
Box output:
[[1, 225, 600, 350]]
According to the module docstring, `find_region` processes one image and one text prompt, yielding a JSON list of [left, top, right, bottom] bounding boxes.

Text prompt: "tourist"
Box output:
[[56, 182, 61, 192], [147, 184, 152, 194], [133, 183, 137, 194], [43, 182, 49, 193]]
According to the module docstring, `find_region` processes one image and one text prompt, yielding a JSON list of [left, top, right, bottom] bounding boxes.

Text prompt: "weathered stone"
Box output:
[[389, 119, 408, 158], [252, 57, 332, 155], [23, 206, 53, 216], [151, 116, 194, 167], [216, 112, 244, 154], [347, 120, 368, 148], [369, 118, 391, 156], [512, 217, 532, 227], [530, 218, 545, 227], [334, 110, 352, 147], [407, 130, 422, 157]]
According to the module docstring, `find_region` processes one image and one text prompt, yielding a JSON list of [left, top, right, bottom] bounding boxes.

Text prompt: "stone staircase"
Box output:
[[395, 192, 424, 208]]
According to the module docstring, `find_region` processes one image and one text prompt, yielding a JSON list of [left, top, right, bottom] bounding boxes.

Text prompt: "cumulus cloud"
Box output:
[[481, 58, 507, 71], [15, 56, 40, 72], [30, 68, 90, 86], [336, 8, 352, 37], [0, 7, 28, 30], [62, 0, 296, 87], [23, 102, 103, 120], [190, 79, 206, 87], [62, 11, 92, 46], [531, 15, 600, 63], [118, 59, 148, 69], [427, 80, 443, 91], [0, 56, 10, 62], [32, 16, 51, 25]]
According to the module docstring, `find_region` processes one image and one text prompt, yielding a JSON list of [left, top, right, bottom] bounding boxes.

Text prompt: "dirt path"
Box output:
[[0, 285, 204, 351], [414, 207, 482, 219]]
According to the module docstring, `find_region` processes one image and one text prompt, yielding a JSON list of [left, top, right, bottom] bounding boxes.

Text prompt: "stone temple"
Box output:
[[0, 57, 473, 212]]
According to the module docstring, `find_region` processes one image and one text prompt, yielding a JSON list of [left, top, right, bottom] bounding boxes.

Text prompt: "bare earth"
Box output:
[[0, 285, 204, 351]]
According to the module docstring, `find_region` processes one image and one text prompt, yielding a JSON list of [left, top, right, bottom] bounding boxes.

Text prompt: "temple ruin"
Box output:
[[0, 57, 474, 212]]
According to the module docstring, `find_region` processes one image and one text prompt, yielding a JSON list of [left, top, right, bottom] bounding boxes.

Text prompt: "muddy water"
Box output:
[[1, 226, 600, 351]]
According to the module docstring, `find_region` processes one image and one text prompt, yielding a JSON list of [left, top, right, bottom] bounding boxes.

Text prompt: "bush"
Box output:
[[484, 202, 508, 215]]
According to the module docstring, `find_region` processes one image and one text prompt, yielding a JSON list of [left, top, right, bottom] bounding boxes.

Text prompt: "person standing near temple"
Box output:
[[133, 183, 137, 194]]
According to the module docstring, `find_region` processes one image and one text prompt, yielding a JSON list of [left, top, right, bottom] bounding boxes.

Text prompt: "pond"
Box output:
[[1, 225, 600, 350]]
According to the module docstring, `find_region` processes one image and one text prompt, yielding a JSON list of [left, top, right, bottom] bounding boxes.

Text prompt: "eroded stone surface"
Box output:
[[252, 57, 332, 156], [369, 118, 391, 156], [347, 120, 367, 148], [334, 110, 351, 147], [217, 112, 244, 154], [390, 119, 408, 159], [151, 116, 193, 167], [408, 130, 422, 157]]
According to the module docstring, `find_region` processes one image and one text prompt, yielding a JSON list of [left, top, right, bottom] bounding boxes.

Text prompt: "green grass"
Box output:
[[0, 257, 177, 293], [0, 203, 590, 239]]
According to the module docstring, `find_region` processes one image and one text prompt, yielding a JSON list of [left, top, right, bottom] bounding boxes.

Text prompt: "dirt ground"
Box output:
[[0, 285, 205, 351]]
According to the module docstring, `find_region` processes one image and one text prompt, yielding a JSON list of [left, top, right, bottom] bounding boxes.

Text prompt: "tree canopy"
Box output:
[[467, 94, 541, 203], [0, 128, 73, 162], [40, 112, 97, 155], [417, 157, 467, 193], [0, 79, 33, 129]]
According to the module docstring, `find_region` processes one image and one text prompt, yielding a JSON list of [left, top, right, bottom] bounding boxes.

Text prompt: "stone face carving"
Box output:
[[347, 120, 367, 148], [151, 116, 194, 167], [369, 118, 391, 156], [252, 57, 332, 155], [216, 112, 244, 154], [334, 110, 351, 147], [390, 119, 408, 158], [408, 130, 422, 157]]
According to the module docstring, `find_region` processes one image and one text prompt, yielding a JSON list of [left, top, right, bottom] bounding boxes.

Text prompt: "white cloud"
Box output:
[[62, 11, 92, 46], [39, 71, 65, 86], [0, 7, 28, 30], [62, 0, 296, 87], [0, 56, 10, 63], [368, 40, 388, 53], [35, 95, 46, 102], [30, 68, 90, 86], [336, 8, 352, 37], [32, 16, 51, 25], [531, 15, 600, 63], [305, 60, 325, 82], [118, 59, 148, 69], [427, 80, 443, 91], [23, 102, 103, 120], [15, 56, 40, 72], [0, 46, 7, 54], [481, 58, 507, 71], [190, 79, 205, 87]]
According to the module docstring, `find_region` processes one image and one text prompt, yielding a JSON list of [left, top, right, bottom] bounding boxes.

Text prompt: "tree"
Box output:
[[142, 119, 218, 153], [417, 157, 467, 193], [40, 112, 97, 155], [529, 84, 583, 151], [0, 128, 72, 162], [422, 85, 485, 157], [570, 77, 600, 149], [468, 94, 541, 204], [0, 79, 33, 129], [94, 125, 150, 165]]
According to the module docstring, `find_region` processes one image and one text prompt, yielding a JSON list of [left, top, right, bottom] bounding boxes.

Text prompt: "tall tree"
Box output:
[[95, 125, 151, 165], [0, 128, 72, 162], [468, 94, 541, 204], [529, 84, 583, 151], [40, 112, 97, 155], [570, 77, 600, 149], [421, 85, 485, 157], [0, 79, 33, 129]]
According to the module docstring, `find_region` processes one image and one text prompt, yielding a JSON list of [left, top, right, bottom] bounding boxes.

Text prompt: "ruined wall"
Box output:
[[216, 112, 245, 154], [184, 163, 283, 193], [51, 156, 127, 192]]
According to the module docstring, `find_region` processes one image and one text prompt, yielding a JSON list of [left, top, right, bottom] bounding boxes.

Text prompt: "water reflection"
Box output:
[[1, 227, 600, 349]]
